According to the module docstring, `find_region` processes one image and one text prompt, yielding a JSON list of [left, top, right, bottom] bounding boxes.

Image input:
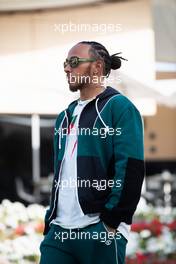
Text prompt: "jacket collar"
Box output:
[[66, 86, 121, 122]]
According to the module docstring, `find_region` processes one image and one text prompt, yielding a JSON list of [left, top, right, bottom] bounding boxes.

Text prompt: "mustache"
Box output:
[[66, 73, 91, 79]]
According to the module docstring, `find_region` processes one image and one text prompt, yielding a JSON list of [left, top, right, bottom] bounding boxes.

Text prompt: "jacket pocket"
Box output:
[[77, 156, 111, 202]]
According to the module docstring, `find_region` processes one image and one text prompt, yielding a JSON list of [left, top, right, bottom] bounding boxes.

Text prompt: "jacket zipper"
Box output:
[[48, 111, 68, 221], [48, 96, 101, 221]]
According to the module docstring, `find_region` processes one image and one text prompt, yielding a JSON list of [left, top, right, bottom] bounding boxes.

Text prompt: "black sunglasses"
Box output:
[[64, 56, 97, 68]]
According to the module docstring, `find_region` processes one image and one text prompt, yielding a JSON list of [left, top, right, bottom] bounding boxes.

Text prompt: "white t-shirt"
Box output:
[[52, 97, 130, 240]]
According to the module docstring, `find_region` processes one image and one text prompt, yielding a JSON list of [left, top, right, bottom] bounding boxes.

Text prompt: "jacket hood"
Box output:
[[67, 86, 120, 109], [57, 86, 121, 149], [95, 86, 120, 100]]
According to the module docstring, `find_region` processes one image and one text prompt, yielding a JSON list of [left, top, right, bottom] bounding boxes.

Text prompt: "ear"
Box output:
[[91, 59, 104, 76]]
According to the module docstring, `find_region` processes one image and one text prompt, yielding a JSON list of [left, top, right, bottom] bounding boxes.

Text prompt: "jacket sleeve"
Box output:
[[43, 208, 52, 235], [42, 112, 64, 236], [100, 103, 145, 229]]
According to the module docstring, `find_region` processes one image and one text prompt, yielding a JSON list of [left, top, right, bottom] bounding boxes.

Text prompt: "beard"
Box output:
[[69, 82, 84, 92], [67, 65, 92, 92]]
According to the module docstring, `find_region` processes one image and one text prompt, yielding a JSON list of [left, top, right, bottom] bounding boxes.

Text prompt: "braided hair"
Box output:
[[78, 41, 127, 77]]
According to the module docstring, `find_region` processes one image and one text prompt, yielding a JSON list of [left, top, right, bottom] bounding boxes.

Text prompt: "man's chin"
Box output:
[[69, 83, 82, 92]]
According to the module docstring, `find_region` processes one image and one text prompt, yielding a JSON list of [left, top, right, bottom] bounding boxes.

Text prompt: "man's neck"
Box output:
[[79, 85, 106, 101]]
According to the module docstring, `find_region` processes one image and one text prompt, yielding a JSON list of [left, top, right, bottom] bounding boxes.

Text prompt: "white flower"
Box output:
[[27, 204, 45, 220], [161, 227, 176, 254], [146, 237, 165, 252], [126, 232, 140, 256], [140, 230, 151, 239]]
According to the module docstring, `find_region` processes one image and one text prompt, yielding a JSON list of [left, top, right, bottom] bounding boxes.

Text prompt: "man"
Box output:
[[39, 41, 145, 264]]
